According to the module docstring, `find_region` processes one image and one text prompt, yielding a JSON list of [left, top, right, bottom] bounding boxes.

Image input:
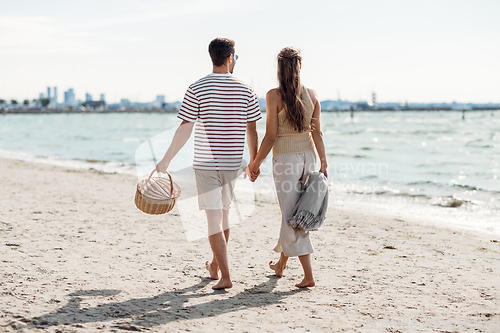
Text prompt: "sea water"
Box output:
[[1, 111, 499, 234]]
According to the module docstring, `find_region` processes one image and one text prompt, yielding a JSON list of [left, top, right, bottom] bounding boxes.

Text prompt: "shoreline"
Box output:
[[1, 157, 499, 332], [2, 150, 498, 238]]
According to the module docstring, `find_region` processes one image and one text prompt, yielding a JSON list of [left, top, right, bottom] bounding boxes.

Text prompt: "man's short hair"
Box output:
[[208, 38, 235, 67]]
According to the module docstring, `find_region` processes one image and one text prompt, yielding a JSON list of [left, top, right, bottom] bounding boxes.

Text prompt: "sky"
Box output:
[[0, 0, 499, 104]]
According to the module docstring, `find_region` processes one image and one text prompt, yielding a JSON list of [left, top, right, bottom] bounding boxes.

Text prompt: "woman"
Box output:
[[247, 47, 328, 288]]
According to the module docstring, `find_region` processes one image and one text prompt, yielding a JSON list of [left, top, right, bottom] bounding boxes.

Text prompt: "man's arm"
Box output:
[[246, 121, 258, 162], [156, 120, 194, 173]]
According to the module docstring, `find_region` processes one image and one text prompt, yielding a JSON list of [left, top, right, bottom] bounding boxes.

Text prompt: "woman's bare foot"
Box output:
[[205, 261, 219, 280], [212, 278, 233, 290], [295, 278, 315, 288], [269, 260, 285, 277]]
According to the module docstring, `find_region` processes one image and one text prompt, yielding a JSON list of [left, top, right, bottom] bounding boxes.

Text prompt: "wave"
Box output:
[[467, 144, 493, 149], [360, 175, 378, 179], [340, 130, 365, 135], [431, 197, 472, 208], [409, 130, 456, 135], [83, 158, 109, 164], [437, 161, 472, 166], [331, 180, 495, 204], [74, 136, 91, 140], [451, 183, 480, 191], [407, 181, 497, 194], [326, 153, 368, 159], [398, 193, 431, 199], [347, 190, 431, 199], [426, 171, 452, 176], [465, 139, 493, 148], [407, 180, 441, 186]]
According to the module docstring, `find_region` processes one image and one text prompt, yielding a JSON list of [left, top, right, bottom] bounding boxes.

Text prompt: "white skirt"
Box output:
[[272, 150, 316, 257]]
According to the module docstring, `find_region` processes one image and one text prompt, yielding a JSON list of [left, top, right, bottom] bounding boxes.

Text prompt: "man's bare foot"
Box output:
[[212, 278, 233, 290], [205, 261, 219, 280], [269, 260, 285, 277], [295, 278, 315, 288]]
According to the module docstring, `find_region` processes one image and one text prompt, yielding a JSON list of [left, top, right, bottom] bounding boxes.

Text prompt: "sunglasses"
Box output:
[[234, 54, 239, 61]]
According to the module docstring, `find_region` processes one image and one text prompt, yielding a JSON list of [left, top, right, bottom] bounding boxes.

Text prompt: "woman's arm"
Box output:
[[247, 89, 279, 181], [309, 88, 328, 178]]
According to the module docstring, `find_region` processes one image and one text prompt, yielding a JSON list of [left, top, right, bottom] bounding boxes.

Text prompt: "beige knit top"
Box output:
[[273, 86, 315, 156]]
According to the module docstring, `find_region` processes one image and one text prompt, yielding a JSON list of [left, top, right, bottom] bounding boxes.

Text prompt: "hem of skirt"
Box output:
[[273, 246, 314, 257]]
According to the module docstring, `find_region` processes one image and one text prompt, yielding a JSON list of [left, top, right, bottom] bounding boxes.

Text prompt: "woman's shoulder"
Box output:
[[305, 86, 319, 104], [266, 88, 282, 105], [266, 88, 283, 114], [266, 88, 280, 99]]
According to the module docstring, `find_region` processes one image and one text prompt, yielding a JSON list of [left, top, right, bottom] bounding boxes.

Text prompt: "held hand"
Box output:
[[250, 169, 260, 182], [243, 166, 250, 179], [247, 161, 261, 182], [156, 158, 170, 174], [243, 166, 260, 181], [319, 164, 328, 178]]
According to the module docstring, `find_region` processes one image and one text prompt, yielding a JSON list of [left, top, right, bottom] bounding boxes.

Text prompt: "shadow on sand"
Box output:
[[26, 276, 303, 330]]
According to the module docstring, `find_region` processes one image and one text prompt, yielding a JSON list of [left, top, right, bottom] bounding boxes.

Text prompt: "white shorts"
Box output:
[[194, 169, 238, 210]]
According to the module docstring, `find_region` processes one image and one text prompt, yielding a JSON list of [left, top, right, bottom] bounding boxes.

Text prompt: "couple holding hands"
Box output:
[[155, 38, 327, 290]]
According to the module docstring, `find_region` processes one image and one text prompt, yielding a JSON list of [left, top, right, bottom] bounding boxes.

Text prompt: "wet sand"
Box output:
[[1, 157, 499, 332]]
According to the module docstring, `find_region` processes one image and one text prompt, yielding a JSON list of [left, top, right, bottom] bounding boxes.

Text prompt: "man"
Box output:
[[155, 38, 261, 289]]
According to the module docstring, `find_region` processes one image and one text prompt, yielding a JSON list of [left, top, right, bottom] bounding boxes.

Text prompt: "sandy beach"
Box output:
[[1, 157, 499, 332]]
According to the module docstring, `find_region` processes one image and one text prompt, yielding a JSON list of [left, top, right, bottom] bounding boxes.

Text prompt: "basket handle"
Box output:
[[149, 169, 174, 199]]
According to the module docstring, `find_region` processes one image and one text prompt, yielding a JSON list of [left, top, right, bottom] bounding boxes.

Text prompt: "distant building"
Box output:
[[352, 101, 370, 110], [39, 93, 44, 99], [47, 87, 51, 100], [64, 89, 76, 106], [152, 95, 165, 109], [120, 99, 131, 108], [451, 101, 472, 110], [53, 87, 58, 105], [320, 99, 353, 111], [156, 95, 165, 104], [85, 93, 92, 102], [372, 92, 377, 107], [100, 94, 105, 102]]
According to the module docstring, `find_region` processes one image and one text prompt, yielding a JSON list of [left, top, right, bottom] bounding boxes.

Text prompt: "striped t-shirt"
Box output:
[[177, 73, 262, 171]]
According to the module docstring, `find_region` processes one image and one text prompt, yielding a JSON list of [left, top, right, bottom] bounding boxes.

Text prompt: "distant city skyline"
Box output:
[[17, 85, 500, 108], [4, 84, 498, 113], [1, 0, 499, 104]]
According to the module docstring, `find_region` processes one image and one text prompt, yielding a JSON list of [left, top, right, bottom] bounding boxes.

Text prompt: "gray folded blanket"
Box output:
[[287, 171, 329, 232]]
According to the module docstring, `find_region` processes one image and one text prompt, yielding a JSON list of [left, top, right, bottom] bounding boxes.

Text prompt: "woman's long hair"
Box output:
[[277, 47, 306, 132]]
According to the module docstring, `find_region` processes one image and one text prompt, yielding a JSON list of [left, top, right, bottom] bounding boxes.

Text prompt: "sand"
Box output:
[[0, 157, 499, 332]]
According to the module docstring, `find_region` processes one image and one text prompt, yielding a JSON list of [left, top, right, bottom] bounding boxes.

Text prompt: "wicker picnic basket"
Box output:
[[135, 170, 181, 215]]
